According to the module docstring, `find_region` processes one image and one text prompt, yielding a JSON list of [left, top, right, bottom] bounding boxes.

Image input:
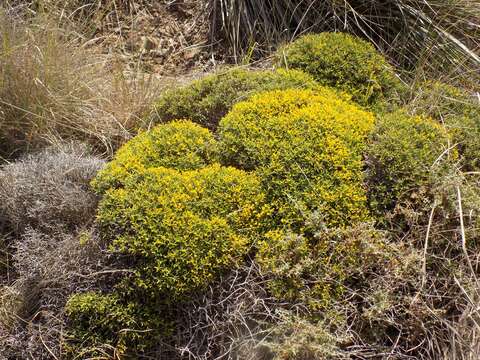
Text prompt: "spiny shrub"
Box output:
[[0, 145, 103, 234], [96, 164, 267, 299], [92, 120, 218, 194], [257, 220, 392, 309], [408, 81, 480, 170], [366, 110, 452, 217], [219, 88, 374, 229], [150, 68, 325, 130], [276, 32, 402, 106]]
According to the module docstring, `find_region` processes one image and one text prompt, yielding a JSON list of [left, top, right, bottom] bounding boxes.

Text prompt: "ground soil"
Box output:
[[90, 0, 223, 76]]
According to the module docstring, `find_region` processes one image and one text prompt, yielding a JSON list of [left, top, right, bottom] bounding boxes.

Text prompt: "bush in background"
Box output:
[[150, 68, 323, 130], [366, 110, 452, 218], [211, 0, 480, 88], [407, 81, 480, 171], [276, 32, 403, 106]]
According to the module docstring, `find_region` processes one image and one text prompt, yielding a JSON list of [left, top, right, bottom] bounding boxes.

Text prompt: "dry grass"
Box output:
[[211, 0, 480, 87], [0, 145, 109, 359], [0, 144, 104, 233], [0, 6, 161, 158]]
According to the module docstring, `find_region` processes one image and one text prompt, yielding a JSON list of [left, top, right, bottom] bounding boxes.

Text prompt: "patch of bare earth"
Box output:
[[90, 0, 221, 76]]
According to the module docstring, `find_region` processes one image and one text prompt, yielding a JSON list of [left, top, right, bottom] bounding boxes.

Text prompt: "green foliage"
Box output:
[[257, 221, 391, 309], [366, 110, 452, 215], [150, 68, 323, 130], [64, 292, 139, 358], [408, 81, 480, 170], [92, 120, 218, 194], [276, 32, 403, 106], [96, 164, 268, 299], [68, 164, 268, 356], [218, 88, 374, 229]]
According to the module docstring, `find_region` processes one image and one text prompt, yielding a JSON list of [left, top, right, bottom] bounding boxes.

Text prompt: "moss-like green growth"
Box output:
[[408, 81, 480, 170], [276, 32, 403, 106], [150, 68, 324, 130], [97, 164, 268, 299], [92, 120, 218, 194], [219, 88, 374, 229], [64, 292, 140, 358], [366, 110, 452, 215]]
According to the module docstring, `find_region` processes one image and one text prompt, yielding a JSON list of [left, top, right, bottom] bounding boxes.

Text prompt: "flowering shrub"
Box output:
[[219, 88, 374, 229], [276, 32, 402, 106], [92, 120, 218, 194], [366, 110, 452, 215], [150, 68, 323, 130]]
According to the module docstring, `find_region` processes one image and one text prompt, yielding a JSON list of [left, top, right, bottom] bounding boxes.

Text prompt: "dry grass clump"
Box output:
[[0, 145, 107, 359], [0, 6, 160, 158], [0, 144, 104, 234], [0, 228, 106, 359]]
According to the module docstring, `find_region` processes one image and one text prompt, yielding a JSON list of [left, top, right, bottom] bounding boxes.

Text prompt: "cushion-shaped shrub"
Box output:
[[218, 88, 374, 229], [276, 32, 402, 106], [407, 81, 480, 170], [96, 164, 268, 299], [366, 110, 452, 215], [0, 145, 103, 233], [92, 120, 218, 194], [149, 68, 328, 130]]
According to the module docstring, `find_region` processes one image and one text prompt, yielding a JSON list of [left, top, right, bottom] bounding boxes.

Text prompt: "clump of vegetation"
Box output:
[[150, 68, 324, 130], [366, 110, 452, 218], [96, 164, 267, 299], [64, 292, 143, 358], [276, 32, 402, 106], [219, 88, 374, 229], [65, 163, 268, 355], [408, 81, 480, 170], [0, 144, 103, 234], [0, 146, 105, 360], [256, 222, 392, 309], [92, 120, 219, 194]]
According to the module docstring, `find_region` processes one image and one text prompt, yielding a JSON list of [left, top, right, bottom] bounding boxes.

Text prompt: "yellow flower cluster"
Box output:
[[219, 88, 374, 229], [92, 120, 219, 194], [97, 164, 268, 298]]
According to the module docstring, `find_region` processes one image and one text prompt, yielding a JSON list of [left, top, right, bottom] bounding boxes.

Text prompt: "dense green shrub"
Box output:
[[92, 120, 218, 194], [408, 81, 480, 170], [150, 68, 326, 130], [366, 110, 452, 216], [67, 164, 268, 356], [219, 88, 374, 229], [276, 32, 402, 106], [96, 164, 268, 299], [64, 292, 140, 357]]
